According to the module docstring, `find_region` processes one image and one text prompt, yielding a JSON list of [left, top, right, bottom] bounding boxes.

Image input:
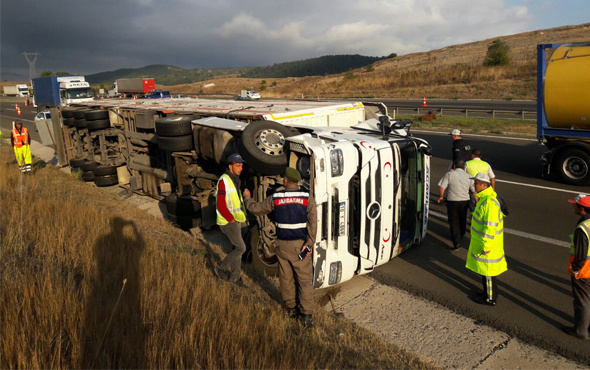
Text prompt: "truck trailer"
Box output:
[[115, 78, 156, 97], [58, 98, 431, 288], [537, 42, 590, 186], [3, 84, 29, 97], [32, 76, 94, 108]]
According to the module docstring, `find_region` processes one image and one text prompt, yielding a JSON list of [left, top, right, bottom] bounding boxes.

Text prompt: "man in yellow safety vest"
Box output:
[[11, 120, 32, 173], [563, 194, 590, 341], [214, 153, 248, 285], [466, 172, 507, 306]]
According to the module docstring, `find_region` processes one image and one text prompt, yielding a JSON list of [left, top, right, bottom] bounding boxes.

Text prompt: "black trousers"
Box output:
[[482, 275, 498, 303], [571, 277, 590, 337], [446, 200, 470, 247]]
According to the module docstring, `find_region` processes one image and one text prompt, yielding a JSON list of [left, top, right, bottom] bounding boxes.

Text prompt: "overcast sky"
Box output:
[[1, 0, 588, 81]]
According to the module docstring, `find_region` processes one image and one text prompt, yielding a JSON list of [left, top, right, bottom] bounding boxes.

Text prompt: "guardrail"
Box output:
[[389, 106, 537, 121]]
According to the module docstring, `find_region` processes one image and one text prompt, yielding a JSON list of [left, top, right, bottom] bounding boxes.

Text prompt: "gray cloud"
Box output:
[[0, 0, 574, 81]]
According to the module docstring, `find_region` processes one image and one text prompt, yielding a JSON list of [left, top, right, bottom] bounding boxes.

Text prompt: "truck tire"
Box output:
[[72, 110, 90, 119], [74, 119, 87, 128], [94, 174, 119, 187], [84, 109, 109, 121], [93, 165, 117, 176], [555, 148, 590, 186], [155, 115, 193, 136], [157, 134, 194, 152], [86, 119, 111, 130], [81, 170, 95, 182], [63, 118, 76, 127], [80, 161, 100, 172], [239, 120, 292, 175], [248, 227, 278, 276], [69, 158, 87, 168], [61, 109, 77, 119]]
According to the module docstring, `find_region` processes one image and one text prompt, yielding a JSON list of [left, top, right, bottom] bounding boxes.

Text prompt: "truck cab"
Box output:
[[57, 77, 93, 106]]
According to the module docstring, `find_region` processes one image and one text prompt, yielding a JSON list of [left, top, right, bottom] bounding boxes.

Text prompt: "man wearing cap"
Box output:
[[214, 153, 248, 285], [11, 120, 32, 173], [243, 167, 317, 327], [564, 194, 590, 340], [466, 149, 496, 190], [448, 129, 471, 170], [465, 172, 507, 306], [437, 160, 472, 251]]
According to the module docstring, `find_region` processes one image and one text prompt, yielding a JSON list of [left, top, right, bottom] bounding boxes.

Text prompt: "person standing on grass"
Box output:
[[437, 160, 471, 251], [214, 153, 248, 286], [11, 120, 32, 173], [465, 172, 507, 306], [243, 167, 317, 327], [563, 194, 590, 341]]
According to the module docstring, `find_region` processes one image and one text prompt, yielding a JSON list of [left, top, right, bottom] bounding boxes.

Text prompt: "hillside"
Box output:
[[164, 23, 590, 100]]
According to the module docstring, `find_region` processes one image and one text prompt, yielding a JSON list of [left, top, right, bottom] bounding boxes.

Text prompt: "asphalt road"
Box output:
[[2, 100, 588, 364]]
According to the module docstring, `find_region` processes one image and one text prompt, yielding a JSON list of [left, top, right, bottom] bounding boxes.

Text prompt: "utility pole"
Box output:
[[22, 52, 40, 82]]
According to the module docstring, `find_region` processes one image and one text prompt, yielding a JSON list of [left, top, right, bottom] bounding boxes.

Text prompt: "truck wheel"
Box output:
[[81, 170, 95, 182], [74, 119, 87, 128], [93, 165, 117, 176], [86, 119, 111, 130], [157, 134, 194, 152], [69, 158, 87, 168], [239, 120, 292, 175], [556, 148, 590, 185], [84, 109, 109, 121], [63, 118, 76, 127], [62, 109, 77, 119], [72, 110, 91, 119], [155, 116, 193, 136], [94, 174, 119, 187], [248, 227, 278, 276], [80, 161, 99, 172]]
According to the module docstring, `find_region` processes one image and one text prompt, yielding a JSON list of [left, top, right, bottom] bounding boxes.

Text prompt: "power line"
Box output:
[[22, 52, 40, 82]]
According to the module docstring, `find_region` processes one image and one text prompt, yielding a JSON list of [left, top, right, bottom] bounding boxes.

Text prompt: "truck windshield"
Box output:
[[67, 88, 93, 99]]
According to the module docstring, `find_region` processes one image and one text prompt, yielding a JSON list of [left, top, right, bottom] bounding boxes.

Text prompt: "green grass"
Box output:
[[397, 114, 536, 137]]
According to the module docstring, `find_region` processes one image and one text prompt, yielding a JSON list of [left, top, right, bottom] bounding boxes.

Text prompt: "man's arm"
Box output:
[[244, 194, 274, 216], [305, 196, 317, 249], [438, 187, 446, 204], [571, 228, 589, 276], [216, 179, 235, 223]]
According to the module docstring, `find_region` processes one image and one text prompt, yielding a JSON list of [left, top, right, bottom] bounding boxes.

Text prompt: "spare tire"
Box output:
[[86, 119, 111, 130], [157, 134, 194, 152], [84, 109, 109, 121], [155, 115, 193, 136], [239, 120, 292, 175]]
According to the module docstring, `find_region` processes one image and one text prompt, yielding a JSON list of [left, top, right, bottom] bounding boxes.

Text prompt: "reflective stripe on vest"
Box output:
[[215, 174, 246, 225], [569, 218, 590, 278], [273, 190, 309, 240], [12, 128, 29, 148], [466, 159, 490, 177]]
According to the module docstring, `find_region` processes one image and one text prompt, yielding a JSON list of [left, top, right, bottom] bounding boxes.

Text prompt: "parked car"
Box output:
[[146, 90, 171, 99]]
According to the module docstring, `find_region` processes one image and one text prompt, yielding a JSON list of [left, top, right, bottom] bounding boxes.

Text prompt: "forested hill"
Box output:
[[242, 54, 385, 78]]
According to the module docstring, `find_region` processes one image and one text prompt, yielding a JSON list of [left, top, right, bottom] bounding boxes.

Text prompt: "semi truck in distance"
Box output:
[[32, 76, 93, 108], [114, 78, 156, 97], [537, 42, 590, 186], [55, 98, 431, 289], [3, 84, 29, 97]]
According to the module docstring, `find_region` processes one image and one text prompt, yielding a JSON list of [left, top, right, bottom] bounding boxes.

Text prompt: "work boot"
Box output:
[[230, 277, 246, 287], [563, 327, 589, 341], [300, 314, 313, 328], [472, 295, 496, 306], [287, 307, 299, 319], [213, 266, 229, 281]]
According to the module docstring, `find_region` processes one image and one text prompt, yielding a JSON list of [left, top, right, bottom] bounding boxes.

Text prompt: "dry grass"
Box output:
[[0, 143, 433, 369], [166, 23, 590, 100]]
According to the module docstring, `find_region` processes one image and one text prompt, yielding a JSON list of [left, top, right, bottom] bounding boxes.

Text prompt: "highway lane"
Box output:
[[374, 129, 590, 364], [2, 100, 589, 363]]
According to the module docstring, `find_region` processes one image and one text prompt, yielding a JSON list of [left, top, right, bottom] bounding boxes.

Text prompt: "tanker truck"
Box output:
[[537, 42, 590, 186]]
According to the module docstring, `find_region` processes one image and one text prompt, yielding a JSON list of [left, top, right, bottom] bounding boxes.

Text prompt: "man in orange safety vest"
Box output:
[[11, 120, 32, 173]]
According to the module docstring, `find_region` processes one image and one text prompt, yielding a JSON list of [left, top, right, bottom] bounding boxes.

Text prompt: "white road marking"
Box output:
[[429, 209, 570, 248], [495, 179, 581, 195], [412, 129, 537, 142]]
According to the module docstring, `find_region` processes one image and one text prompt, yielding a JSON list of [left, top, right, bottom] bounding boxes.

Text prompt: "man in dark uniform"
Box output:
[[564, 194, 590, 341], [243, 167, 317, 327], [448, 129, 471, 170]]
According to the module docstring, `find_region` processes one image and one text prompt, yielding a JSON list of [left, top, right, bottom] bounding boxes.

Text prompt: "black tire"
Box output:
[[157, 134, 194, 152], [555, 148, 590, 186], [74, 119, 87, 128], [84, 109, 109, 121], [80, 161, 100, 172], [155, 115, 193, 136], [239, 120, 292, 175], [72, 110, 90, 119], [248, 227, 278, 276], [63, 118, 76, 127], [81, 170, 95, 182], [93, 165, 117, 176], [86, 119, 111, 130], [69, 158, 87, 168], [94, 174, 118, 187], [165, 193, 201, 216], [61, 109, 76, 119]]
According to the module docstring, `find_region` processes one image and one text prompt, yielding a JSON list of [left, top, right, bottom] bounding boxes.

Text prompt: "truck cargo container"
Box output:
[[32, 76, 93, 108], [537, 42, 590, 185], [115, 78, 156, 97], [59, 98, 431, 288], [3, 84, 29, 97]]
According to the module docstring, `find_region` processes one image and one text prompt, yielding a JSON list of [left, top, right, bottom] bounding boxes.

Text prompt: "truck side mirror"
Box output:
[[378, 115, 391, 139]]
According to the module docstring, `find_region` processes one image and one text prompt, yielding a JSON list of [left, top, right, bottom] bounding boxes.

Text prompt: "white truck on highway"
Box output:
[[3, 84, 29, 97], [58, 98, 431, 288]]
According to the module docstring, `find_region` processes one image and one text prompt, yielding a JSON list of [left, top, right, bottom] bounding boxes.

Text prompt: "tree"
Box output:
[[387, 53, 398, 59], [484, 40, 511, 66], [41, 71, 53, 77]]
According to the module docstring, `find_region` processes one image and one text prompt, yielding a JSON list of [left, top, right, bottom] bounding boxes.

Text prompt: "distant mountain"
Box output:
[[85, 54, 383, 86]]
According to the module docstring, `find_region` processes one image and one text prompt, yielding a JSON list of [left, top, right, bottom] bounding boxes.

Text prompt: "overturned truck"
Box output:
[[61, 98, 431, 288]]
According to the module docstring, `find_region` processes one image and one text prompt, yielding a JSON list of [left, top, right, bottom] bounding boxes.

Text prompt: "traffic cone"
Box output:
[[17, 107, 21, 115], [25, 98, 29, 107], [317, 96, 320, 101], [422, 97, 427, 107]]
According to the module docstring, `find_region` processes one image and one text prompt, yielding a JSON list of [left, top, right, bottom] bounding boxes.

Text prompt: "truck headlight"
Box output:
[[330, 149, 343, 177], [329, 261, 342, 285]]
